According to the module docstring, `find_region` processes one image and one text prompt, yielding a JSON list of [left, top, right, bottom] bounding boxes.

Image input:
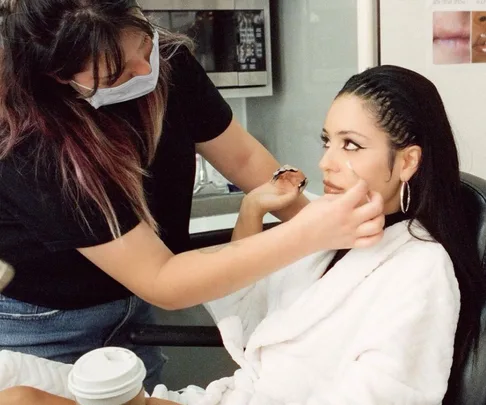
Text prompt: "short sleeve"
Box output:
[[165, 46, 233, 143], [0, 154, 140, 252]]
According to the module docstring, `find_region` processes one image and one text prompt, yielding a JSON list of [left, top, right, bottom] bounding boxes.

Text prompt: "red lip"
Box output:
[[433, 26, 470, 41], [473, 34, 486, 47], [472, 44, 486, 54], [433, 34, 470, 41], [323, 180, 344, 192]]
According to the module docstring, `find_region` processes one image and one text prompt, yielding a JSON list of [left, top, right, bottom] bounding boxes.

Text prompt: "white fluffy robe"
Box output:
[[154, 221, 460, 405]]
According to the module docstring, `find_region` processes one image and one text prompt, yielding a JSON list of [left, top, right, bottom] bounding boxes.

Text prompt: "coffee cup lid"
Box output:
[[68, 347, 146, 400]]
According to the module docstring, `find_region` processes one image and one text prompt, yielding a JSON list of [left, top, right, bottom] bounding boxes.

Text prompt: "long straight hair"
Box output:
[[0, 0, 190, 237], [337, 65, 485, 403]]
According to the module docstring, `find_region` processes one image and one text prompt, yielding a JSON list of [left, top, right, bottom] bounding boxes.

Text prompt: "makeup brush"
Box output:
[[346, 160, 371, 202]]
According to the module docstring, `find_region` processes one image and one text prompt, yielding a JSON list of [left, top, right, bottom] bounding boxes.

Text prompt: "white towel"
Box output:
[[0, 350, 74, 399]]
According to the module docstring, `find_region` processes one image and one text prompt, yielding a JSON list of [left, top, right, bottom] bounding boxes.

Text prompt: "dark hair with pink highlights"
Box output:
[[0, 0, 190, 237]]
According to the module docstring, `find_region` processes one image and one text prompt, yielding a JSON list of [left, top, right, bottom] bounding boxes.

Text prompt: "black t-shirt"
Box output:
[[0, 47, 233, 309]]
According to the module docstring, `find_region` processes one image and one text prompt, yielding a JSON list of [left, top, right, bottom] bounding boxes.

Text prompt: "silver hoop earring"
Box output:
[[400, 181, 411, 214]]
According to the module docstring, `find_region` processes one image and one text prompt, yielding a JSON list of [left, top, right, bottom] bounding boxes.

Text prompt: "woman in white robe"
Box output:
[[1, 66, 484, 405], [151, 65, 484, 405]]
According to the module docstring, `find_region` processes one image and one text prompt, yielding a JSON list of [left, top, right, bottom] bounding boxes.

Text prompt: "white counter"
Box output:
[[189, 191, 321, 234]]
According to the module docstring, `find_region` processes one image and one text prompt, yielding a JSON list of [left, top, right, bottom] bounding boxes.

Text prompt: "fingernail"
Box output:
[[298, 177, 308, 192]]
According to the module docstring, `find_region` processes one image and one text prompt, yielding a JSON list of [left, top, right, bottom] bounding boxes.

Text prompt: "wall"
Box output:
[[246, 0, 358, 195], [380, 1, 486, 178], [226, 98, 247, 129]]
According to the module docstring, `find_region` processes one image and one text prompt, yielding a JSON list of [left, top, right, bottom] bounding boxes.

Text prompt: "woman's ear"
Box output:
[[399, 145, 422, 182]]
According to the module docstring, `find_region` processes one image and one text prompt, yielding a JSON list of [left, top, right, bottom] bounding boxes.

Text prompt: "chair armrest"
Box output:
[[129, 325, 224, 347]]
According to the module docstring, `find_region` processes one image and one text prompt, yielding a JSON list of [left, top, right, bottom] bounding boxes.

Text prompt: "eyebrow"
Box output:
[[322, 128, 370, 140], [99, 33, 149, 80]]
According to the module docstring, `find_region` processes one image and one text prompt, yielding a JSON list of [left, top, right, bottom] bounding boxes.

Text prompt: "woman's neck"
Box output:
[[384, 211, 409, 228]]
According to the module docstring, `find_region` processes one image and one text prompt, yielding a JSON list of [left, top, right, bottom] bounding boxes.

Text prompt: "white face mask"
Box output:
[[72, 30, 160, 109]]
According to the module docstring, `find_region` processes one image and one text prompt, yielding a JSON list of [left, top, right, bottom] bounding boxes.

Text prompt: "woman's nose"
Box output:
[[129, 58, 152, 77], [128, 43, 153, 77], [319, 148, 340, 173]]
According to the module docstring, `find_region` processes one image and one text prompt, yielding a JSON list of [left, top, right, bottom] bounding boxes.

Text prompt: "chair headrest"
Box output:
[[448, 172, 486, 405], [460, 172, 486, 272]]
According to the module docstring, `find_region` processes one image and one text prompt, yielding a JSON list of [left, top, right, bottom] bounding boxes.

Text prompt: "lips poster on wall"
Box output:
[[431, 0, 486, 64]]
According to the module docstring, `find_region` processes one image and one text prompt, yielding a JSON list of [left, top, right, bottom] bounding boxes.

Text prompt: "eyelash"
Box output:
[[320, 134, 363, 152]]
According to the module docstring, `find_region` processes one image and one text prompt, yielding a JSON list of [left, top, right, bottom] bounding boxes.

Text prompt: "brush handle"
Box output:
[[0, 261, 14, 292], [346, 161, 371, 202]]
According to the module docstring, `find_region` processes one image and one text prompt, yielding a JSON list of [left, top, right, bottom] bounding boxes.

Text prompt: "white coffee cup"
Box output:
[[68, 347, 147, 405]]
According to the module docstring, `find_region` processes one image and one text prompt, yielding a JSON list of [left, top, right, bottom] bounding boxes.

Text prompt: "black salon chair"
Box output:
[[444, 172, 486, 405], [130, 172, 486, 404]]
